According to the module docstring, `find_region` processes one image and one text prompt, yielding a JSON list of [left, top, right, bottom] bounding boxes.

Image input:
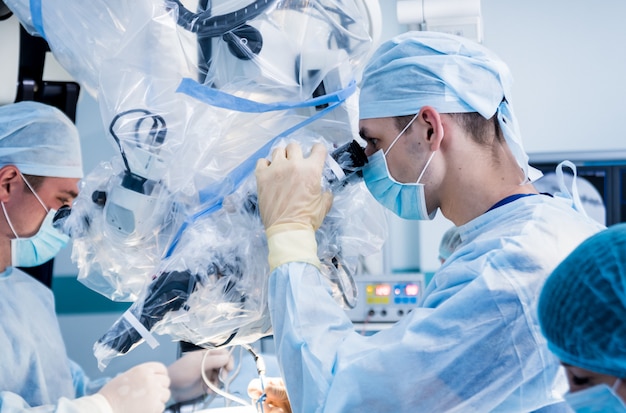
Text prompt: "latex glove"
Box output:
[[255, 142, 333, 233], [168, 349, 234, 402], [248, 377, 292, 413], [255, 143, 333, 270], [98, 361, 170, 413]]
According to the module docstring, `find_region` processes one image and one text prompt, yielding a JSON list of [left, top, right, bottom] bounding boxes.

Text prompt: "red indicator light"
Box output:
[[405, 284, 419, 296], [375, 284, 391, 296]]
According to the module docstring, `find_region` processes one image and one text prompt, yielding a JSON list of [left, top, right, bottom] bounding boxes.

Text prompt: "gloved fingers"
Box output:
[[284, 142, 304, 161], [99, 362, 171, 413], [247, 378, 263, 399], [270, 144, 288, 162], [308, 142, 329, 168], [256, 157, 271, 169], [224, 352, 235, 373], [141, 362, 172, 390], [255, 141, 331, 232], [141, 362, 171, 400], [146, 360, 170, 375], [201, 348, 233, 371], [168, 349, 236, 402]]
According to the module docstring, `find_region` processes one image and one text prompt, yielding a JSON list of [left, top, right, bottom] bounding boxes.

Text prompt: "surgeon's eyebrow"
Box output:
[[63, 189, 79, 199], [359, 127, 375, 143]]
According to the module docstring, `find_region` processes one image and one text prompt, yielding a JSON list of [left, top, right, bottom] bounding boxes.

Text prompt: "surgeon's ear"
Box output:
[[0, 166, 21, 202], [418, 106, 444, 151]]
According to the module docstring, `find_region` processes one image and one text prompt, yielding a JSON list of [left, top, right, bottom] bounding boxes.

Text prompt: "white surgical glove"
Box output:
[[168, 349, 234, 402], [255, 143, 333, 271], [98, 362, 170, 413]]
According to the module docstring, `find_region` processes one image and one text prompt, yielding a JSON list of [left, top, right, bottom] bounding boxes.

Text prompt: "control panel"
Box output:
[[346, 273, 425, 323]]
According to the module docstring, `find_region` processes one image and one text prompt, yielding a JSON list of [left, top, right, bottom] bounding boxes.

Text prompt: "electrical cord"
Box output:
[[201, 344, 267, 409], [222, 346, 245, 405], [108, 108, 167, 176], [169, 0, 276, 37]]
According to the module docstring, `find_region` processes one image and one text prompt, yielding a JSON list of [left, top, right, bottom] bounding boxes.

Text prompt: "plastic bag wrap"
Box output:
[[6, 0, 387, 369]]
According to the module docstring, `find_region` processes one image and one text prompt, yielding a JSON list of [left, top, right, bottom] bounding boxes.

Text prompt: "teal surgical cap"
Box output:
[[0, 101, 83, 178], [359, 31, 539, 181], [439, 226, 462, 262], [538, 223, 626, 378]]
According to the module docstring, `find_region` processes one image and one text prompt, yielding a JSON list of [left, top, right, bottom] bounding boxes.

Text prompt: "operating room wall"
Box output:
[[376, 0, 626, 275], [50, 0, 626, 379]]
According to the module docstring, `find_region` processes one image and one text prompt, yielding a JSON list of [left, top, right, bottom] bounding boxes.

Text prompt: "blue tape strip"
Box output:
[[197, 99, 344, 204], [29, 0, 47, 40], [163, 100, 344, 259], [177, 77, 356, 113], [163, 79, 356, 258]]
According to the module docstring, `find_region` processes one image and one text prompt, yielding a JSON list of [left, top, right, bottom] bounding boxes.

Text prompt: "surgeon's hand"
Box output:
[[255, 143, 333, 271], [255, 142, 333, 234], [168, 349, 234, 402], [98, 362, 170, 413], [248, 377, 292, 413]]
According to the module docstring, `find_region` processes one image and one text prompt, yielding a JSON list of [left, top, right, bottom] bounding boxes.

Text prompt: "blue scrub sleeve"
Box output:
[[267, 262, 567, 413], [0, 391, 112, 413], [69, 359, 110, 397]]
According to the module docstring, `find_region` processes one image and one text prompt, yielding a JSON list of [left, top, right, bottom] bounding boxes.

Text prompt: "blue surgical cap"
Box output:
[[359, 31, 538, 181], [0, 101, 83, 178], [439, 226, 462, 262], [538, 223, 626, 378]]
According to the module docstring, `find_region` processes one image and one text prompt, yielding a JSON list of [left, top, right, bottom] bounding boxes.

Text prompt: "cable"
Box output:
[[201, 347, 254, 408], [108, 108, 167, 176], [170, 0, 276, 37], [221, 346, 243, 407], [243, 343, 266, 413]]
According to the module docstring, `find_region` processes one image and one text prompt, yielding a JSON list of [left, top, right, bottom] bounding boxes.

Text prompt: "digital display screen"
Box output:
[[405, 284, 419, 296], [364, 279, 423, 307], [374, 284, 391, 296]]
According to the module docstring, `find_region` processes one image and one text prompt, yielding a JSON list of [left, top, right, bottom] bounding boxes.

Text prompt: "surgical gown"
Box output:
[[0, 268, 110, 412], [268, 194, 604, 412]]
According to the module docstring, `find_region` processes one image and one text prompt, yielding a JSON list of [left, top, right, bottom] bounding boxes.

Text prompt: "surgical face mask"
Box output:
[[362, 114, 437, 220], [1, 174, 69, 267], [565, 379, 626, 413]]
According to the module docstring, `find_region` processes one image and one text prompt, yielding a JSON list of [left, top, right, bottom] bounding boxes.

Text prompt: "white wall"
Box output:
[[481, 0, 626, 154], [377, 0, 626, 273], [380, 0, 626, 154]]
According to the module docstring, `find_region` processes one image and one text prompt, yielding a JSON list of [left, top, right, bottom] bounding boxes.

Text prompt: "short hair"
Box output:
[[22, 174, 46, 191], [394, 112, 502, 146]]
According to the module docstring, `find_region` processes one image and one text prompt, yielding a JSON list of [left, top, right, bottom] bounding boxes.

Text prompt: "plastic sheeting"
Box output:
[[6, 0, 386, 368]]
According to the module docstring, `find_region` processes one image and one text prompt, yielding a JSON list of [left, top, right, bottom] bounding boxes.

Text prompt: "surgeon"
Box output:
[[538, 223, 626, 412], [0, 101, 232, 412], [254, 31, 606, 411]]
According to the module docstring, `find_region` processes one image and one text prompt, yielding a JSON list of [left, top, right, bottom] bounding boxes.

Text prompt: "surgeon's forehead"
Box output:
[[358, 117, 398, 138], [38, 176, 80, 199]]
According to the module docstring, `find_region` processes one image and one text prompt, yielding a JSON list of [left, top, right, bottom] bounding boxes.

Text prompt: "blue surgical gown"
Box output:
[[0, 268, 109, 412], [268, 194, 603, 412]]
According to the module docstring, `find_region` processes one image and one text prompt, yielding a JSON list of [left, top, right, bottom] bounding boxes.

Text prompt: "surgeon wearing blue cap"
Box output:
[[0, 101, 233, 413], [539, 223, 626, 412], [255, 31, 605, 412]]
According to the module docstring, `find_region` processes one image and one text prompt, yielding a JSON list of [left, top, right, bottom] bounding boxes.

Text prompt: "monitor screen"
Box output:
[[531, 161, 626, 226]]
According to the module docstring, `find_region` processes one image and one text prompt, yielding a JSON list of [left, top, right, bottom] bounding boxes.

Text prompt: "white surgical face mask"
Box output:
[[1, 174, 69, 267], [362, 113, 437, 220], [565, 379, 626, 413]]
